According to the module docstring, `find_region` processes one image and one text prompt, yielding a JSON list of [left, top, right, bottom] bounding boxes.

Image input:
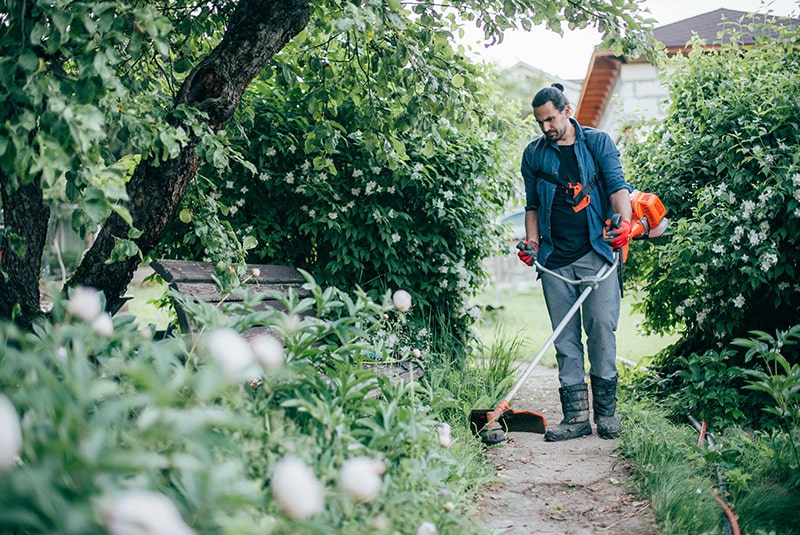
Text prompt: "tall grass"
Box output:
[[617, 400, 723, 535]]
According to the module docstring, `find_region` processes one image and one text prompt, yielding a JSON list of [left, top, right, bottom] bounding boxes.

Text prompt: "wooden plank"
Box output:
[[150, 258, 310, 334], [151, 259, 305, 285]]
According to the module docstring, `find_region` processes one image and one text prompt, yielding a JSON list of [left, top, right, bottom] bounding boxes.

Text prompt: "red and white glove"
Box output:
[[516, 241, 539, 266], [604, 218, 632, 250]]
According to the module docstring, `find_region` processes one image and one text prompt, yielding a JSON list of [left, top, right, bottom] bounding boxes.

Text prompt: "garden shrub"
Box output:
[[156, 4, 523, 361], [624, 20, 800, 359], [622, 19, 800, 426], [0, 278, 495, 534]]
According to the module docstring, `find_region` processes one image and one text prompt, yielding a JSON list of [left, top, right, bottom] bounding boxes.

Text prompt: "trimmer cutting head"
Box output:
[[469, 408, 547, 445]]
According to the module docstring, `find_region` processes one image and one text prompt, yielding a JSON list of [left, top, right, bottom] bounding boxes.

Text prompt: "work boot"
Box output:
[[544, 383, 592, 442], [591, 375, 623, 439]]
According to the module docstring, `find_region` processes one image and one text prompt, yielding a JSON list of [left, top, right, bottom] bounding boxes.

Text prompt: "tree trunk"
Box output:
[[66, 0, 311, 314], [0, 175, 50, 326]]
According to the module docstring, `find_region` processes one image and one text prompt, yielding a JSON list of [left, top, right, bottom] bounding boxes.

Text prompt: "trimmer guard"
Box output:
[[469, 408, 547, 435]]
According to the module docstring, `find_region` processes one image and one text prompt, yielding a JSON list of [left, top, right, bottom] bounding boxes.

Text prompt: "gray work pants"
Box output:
[[540, 251, 620, 387]]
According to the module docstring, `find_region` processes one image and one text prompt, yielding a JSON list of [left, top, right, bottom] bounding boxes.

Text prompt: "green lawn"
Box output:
[[473, 281, 677, 368]]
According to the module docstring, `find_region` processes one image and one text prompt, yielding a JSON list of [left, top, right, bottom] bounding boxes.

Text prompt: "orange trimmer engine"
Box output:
[[630, 190, 668, 240]]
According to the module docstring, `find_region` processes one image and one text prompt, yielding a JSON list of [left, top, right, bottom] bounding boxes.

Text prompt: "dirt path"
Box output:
[[475, 366, 657, 535]]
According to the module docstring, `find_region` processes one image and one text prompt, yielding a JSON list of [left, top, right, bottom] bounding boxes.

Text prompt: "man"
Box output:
[[517, 84, 632, 441]]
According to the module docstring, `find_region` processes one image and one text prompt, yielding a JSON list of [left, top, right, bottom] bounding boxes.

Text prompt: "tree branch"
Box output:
[[66, 0, 312, 313]]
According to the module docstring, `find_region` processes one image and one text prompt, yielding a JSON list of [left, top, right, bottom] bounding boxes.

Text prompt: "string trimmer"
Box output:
[[470, 191, 668, 445]]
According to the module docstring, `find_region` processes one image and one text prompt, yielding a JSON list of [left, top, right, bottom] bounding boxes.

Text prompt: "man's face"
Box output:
[[533, 101, 571, 142]]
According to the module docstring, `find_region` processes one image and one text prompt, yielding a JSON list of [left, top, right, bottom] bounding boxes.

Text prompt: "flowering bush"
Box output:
[[156, 5, 522, 354], [0, 278, 494, 534], [624, 20, 800, 359]]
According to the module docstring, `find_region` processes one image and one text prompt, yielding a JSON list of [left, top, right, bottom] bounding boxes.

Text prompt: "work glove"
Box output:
[[604, 217, 632, 250], [516, 241, 539, 266]]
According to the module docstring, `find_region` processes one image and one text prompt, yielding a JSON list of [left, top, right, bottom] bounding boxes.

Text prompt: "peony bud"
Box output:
[[67, 286, 102, 322], [0, 395, 22, 472], [271, 456, 324, 520], [106, 490, 195, 535], [443, 501, 455, 512], [412, 348, 421, 359], [339, 456, 385, 502], [251, 268, 261, 278], [204, 328, 261, 382], [417, 521, 437, 535], [250, 333, 285, 371], [392, 290, 412, 312], [437, 423, 452, 448], [91, 313, 114, 337]]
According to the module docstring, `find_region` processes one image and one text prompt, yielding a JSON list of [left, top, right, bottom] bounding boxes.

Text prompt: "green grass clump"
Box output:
[[618, 400, 723, 535]]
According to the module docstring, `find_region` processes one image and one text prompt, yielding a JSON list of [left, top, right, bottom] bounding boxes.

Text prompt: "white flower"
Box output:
[[417, 521, 437, 535], [106, 490, 194, 535], [204, 328, 261, 382], [338, 457, 386, 502], [391, 233, 401, 243], [392, 290, 412, 312], [412, 348, 422, 359], [437, 423, 453, 448], [271, 456, 324, 520], [266, 147, 277, 157], [91, 313, 114, 337], [250, 333, 285, 371], [0, 395, 22, 472], [733, 295, 745, 308], [760, 253, 778, 272], [328, 212, 337, 220], [675, 305, 685, 317], [67, 286, 102, 322], [353, 169, 364, 178]]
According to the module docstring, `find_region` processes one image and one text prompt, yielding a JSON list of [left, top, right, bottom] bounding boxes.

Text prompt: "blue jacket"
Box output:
[[520, 118, 632, 266]]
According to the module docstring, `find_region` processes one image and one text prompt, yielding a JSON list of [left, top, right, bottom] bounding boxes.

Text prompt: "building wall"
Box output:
[[597, 63, 669, 143]]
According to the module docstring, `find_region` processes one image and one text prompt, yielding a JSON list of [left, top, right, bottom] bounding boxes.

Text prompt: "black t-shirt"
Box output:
[[546, 144, 592, 269]]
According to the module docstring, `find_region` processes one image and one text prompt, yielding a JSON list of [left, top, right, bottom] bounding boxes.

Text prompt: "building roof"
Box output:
[[575, 8, 799, 128], [653, 8, 796, 49]]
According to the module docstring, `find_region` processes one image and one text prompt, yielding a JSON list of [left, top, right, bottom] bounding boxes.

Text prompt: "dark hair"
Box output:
[[532, 83, 569, 111]]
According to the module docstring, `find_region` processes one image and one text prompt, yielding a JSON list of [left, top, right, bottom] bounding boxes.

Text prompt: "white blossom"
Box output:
[[733, 295, 745, 308], [271, 456, 324, 520], [391, 233, 401, 243], [392, 290, 412, 312], [204, 328, 261, 382], [91, 313, 114, 337], [0, 395, 22, 472], [339, 457, 385, 502], [250, 333, 285, 371], [353, 169, 364, 178], [265, 147, 277, 157], [712, 244, 725, 254], [437, 423, 453, 448], [67, 286, 103, 322], [675, 305, 685, 317], [417, 521, 437, 535], [285, 172, 295, 184], [760, 253, 778, 272], [106, 490, 194, 535]]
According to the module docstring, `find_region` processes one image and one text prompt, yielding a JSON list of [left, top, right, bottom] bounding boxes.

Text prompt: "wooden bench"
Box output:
[[150, 259, 309, 335], [150, 258, 424, 384]]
